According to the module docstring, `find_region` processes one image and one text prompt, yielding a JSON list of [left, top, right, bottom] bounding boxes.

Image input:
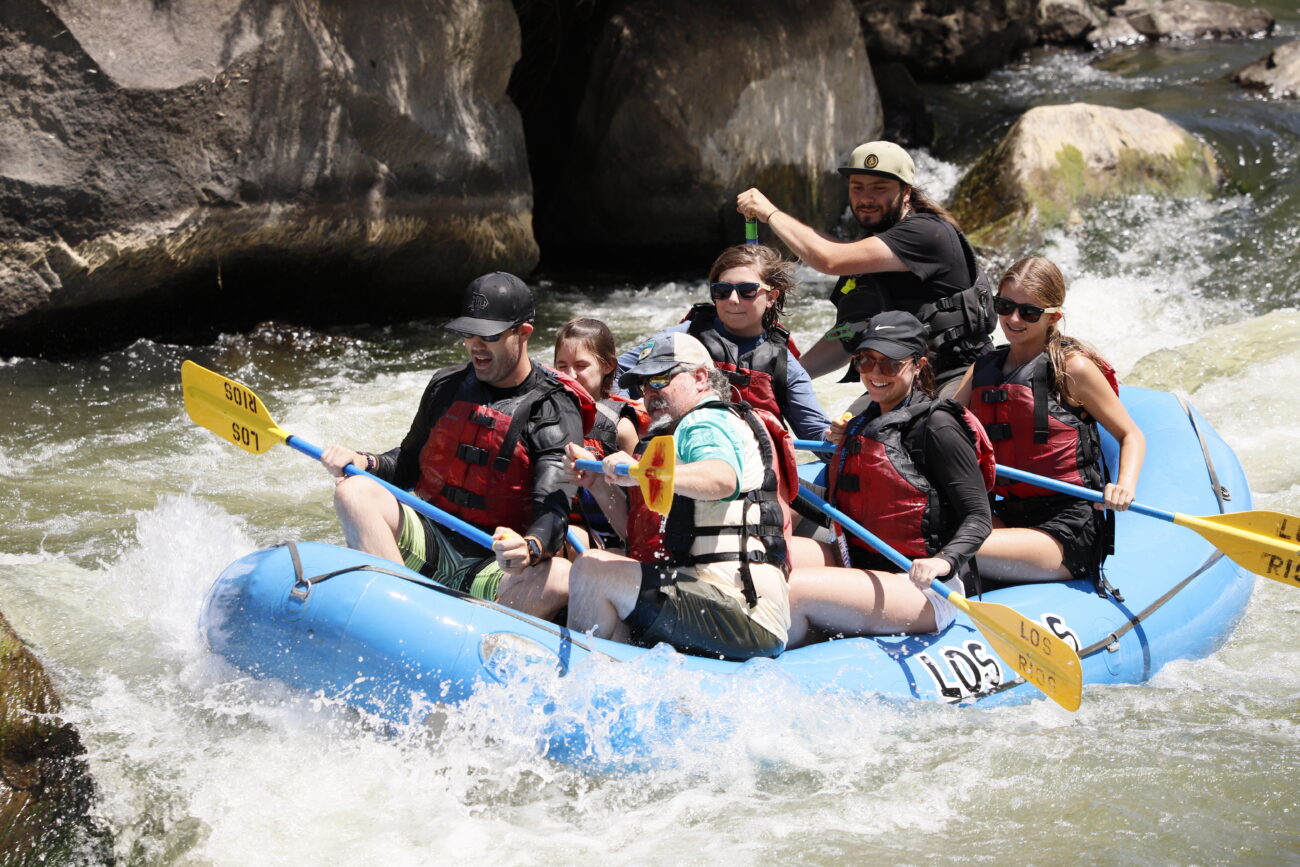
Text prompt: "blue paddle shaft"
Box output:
[[285, 436, 586, 554], [795, 439, 1175, 524], [797, 484, 955, 601], [574, 459, 632, 476]]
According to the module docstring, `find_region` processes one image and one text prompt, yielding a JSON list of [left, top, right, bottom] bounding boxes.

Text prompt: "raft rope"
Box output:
[[281, 542, 621, 662], [956, 393, 1236, 704]]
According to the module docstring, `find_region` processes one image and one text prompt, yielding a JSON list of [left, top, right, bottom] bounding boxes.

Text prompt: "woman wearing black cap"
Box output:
[[785, 311, 993, 645]]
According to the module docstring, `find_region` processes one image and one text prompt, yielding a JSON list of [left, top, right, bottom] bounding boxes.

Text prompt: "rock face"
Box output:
[[1037, 0, 1276, 46], [1, 611, 106, 864], [544, 0, 879, 264], [853, 0, 1039, 81], [1234, 41, 1300, 100], [0, 0, 537, 355], [951, 103, 1220, 249]]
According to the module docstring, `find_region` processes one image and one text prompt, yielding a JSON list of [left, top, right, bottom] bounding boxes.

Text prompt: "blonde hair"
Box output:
[[707, 244, 797, 331], [998, 257, 1109, 404]]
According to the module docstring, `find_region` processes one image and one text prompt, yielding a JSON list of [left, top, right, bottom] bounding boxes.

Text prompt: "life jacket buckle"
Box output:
[[985, 422, 1012, 441], [455, 443, 490, 465], [981, 388, 1009, 404]]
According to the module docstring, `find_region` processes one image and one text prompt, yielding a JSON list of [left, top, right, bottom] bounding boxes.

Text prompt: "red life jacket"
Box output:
[[624, 400, 794, 606], [414, 365, 594, 532], [970, 347, 1117, 499], [682, 304, 798, 422], [829, 397, 995, 561]]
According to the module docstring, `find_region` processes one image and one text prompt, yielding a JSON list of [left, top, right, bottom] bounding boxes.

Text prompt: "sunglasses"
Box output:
[[993, 298, 1061, 323], [452, 324, 518, 342], [643, 367, 684, 390], [853, 353, 912, 376], [710, 282, 767, 301]]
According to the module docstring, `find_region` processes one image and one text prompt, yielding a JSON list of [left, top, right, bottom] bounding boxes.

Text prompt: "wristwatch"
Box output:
[[523, 535, 545, 566]]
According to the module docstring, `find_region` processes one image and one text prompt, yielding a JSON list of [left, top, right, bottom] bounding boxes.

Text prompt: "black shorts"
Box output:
[[994, 494, 1100, 580], [624, 564, 784, 661]]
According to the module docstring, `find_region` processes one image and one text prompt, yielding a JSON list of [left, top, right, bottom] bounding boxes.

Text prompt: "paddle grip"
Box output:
[[574, 459, 632, 477], [288, 436, 586, 554]]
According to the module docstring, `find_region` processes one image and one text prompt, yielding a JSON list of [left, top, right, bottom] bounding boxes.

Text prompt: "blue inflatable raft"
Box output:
[[200, 387, 1254, 761]]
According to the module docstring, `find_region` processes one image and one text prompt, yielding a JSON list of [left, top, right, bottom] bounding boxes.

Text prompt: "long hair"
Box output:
[[707, 244, 797, 331], [908, 187, 960, 231], [912, 353, 937, 399], [553, 318, 618, 398], [998, 257, 1109, 403]]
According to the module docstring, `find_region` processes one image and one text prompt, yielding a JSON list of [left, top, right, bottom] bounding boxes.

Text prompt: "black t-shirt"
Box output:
[[830, 213, 975, 324]]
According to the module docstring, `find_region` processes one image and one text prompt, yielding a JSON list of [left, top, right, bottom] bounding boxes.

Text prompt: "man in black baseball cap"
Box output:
[[317, 271, 586, 621], [735, 139, 993, 397]]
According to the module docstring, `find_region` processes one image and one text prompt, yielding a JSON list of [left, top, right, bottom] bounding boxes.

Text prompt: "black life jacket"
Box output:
[[833, 229, 995, 381], [683, 304, 793, 422], [829, 397, 995, 564], [625, 400, 794, 607], [415, 365, 595, 532]]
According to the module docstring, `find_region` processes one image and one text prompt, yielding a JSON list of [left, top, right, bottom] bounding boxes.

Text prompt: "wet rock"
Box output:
[[0, 610, 107, 865], [545, 0, 878, 264], [951, 102, 1220, 249], [1116, 0, 1274, 41], [873, 62, 936, 150], [1087, 12, 1146, 47], [0, 0, 537, 356], [1233, 41, 1300, 100], [852, 0, 1040, 81], [1037, 0, 1104, 44]]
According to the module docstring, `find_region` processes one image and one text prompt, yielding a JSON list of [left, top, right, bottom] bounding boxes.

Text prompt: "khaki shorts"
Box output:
[[624, 563, 785, 661], [396, 503, 504, 600]]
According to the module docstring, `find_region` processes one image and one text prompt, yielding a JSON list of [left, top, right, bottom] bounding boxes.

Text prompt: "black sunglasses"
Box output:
[[452, 324, 519, 343], [710, 282, 766, 301], [993, 297, 1061, 323]]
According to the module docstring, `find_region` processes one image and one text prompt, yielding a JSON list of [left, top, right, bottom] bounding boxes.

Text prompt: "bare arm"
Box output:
[[1062, 356, 1146, 511], [950, 363, 976, 407], [798, 336, 853, 379], [736, 188, 908, 276]]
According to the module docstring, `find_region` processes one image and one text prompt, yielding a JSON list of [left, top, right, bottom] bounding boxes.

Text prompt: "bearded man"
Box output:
[[737, 140, 994, 394]]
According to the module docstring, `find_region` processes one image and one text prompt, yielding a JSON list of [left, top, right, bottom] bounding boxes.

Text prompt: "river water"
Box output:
[[3, 16, 1299, 866]]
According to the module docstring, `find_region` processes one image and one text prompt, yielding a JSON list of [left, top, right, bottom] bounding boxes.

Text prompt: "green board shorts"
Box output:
[[396, 503, 504, 600], [624, 563, 785, 661]]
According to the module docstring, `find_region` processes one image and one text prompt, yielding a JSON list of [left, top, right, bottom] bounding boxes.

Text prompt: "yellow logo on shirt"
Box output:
[[839, 277, 857, 295]]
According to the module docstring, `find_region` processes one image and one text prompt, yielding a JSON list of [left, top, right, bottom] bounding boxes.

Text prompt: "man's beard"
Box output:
[[855, 192, 906, 234], [645, 395, 670, 419], [645, 403, 674, 432]]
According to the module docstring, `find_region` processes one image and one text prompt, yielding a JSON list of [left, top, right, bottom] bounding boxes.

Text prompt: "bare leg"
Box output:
[[567, 550, 645, 644], [788, 536, 838, 570], [786, 566, 937, 649], [333, 476, 403, 564], [497, 556, 571, 620], [976, 526, 1071, 582]]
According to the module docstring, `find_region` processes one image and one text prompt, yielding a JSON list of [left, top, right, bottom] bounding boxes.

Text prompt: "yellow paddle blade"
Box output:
[[1175, 510, 1300, 588], [181, 360, 289, 455], [632, 435, 675, 516], [950, 593, 1083, 712]]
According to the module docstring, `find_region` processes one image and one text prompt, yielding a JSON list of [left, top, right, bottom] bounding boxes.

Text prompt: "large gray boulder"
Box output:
[[951, 103, 1220, 249], [1116, 0, 1274, 41], [853, 0, 1040, 81], [1, 611, 106, 865], [545, 0, 878, 261], [1233, 40, 1300, 100], [0, 0, 537, 355]]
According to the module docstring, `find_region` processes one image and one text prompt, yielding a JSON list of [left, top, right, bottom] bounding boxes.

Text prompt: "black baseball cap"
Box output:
[[851, 311, 929, 359], [444, 272, 535, 337]]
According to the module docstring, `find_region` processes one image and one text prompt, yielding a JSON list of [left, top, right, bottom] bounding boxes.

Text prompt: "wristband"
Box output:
[[361, 452, 377, 473], [523, 535, 546, 566]]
